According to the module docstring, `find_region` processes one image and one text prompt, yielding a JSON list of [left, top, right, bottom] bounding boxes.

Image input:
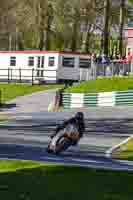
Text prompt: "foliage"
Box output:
[[0, 0, 131, 55]]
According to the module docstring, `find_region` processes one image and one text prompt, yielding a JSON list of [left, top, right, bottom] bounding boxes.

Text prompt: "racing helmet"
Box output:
[[75, 112, 84, 121]]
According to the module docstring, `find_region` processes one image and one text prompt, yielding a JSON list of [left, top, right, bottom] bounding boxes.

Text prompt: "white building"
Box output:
[[0, 51, 92, 83]]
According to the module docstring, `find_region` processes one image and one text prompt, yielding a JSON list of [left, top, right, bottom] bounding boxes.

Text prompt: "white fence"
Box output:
[[0, 68, 57, 84]]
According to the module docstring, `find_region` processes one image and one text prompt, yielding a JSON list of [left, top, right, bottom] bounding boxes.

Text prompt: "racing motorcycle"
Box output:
[[47, 125, 80, 154]]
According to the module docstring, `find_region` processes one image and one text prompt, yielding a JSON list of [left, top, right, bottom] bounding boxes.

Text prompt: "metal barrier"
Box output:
[[93, 61, 132, 78], [0, 63, 132, 85]]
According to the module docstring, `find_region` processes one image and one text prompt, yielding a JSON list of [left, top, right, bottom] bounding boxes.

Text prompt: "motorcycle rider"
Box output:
[[50, 112, 85, 146]]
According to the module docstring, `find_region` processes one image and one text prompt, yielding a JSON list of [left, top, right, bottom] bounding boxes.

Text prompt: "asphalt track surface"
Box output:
[[0, 111, 133, 171]]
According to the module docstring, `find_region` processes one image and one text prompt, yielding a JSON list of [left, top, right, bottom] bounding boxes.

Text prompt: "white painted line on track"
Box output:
[[69, 158, 99, 163], [41, 156, 102, 164]]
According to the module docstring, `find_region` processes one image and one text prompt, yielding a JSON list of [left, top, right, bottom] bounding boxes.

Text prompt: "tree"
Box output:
[[103, 0, 110, 56], [119, 0, 126, 56], [80, 0, 97, 53], [0, 0, 130, 53]]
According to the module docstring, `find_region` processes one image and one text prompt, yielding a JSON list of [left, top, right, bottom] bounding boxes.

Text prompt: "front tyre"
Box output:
[[46, 144, 53, 153], [55, 137, 71, 154]]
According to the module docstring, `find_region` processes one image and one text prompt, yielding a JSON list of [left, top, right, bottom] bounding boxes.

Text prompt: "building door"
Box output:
[[36, 56, 45, 77]]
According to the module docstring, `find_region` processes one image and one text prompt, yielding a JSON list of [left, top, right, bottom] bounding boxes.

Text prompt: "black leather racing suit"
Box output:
[[51, 117, 85, 145]]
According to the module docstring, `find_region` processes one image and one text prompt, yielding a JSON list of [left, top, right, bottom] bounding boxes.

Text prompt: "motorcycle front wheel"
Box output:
[[54, 137, 72, 154]]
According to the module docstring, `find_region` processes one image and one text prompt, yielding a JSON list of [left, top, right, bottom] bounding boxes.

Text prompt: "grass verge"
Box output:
[[112, 137, 133, 160], [0, 116, 12, 121], [65, 77, 133, 93], [0, 160, 46, 173], [0, 161, 133, 200], [0, 83, 63, 103]]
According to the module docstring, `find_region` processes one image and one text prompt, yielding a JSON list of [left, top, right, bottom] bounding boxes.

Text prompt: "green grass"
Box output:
[[0, 160, 47, 172], [112, 137, 133, 160], [0, 117, 12, 121], [0, 83, 63, 103], [65, 77, 133, 93], [0, 161, 133, 200]]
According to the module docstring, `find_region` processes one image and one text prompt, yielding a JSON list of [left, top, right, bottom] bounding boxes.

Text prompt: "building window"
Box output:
[[10, 56, 16, 66], [79, 58, 91, 68], [62, 57, 75, 67], [48, 57, 55, 66], [28, 57, 34, 66]]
